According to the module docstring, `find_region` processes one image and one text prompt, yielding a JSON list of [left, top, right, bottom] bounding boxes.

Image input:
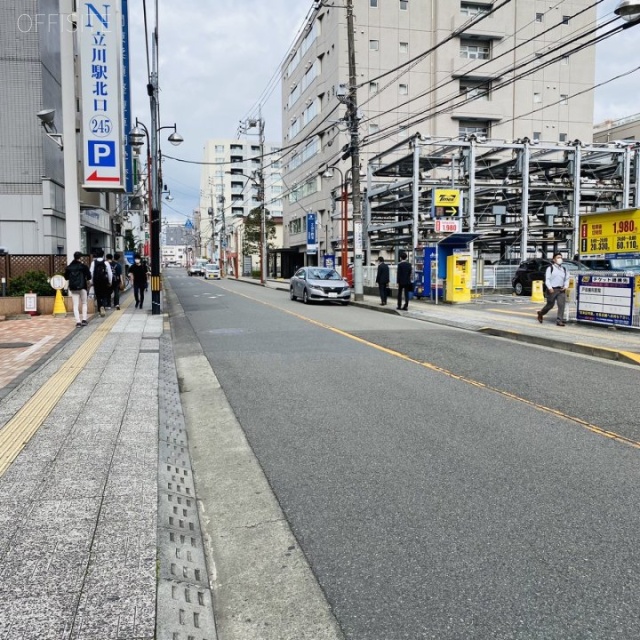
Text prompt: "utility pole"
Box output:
[[346, 0, 363, 300], [218, 194, 227, 276], [239, 111, 267, 284]]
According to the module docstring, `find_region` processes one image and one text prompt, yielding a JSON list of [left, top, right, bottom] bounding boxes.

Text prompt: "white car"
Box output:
[[204, 264, 221, 280], [188, 261, 207, 276]]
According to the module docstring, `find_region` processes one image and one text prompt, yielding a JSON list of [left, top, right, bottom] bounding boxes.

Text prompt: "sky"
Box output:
[[126, 0, 640, 224]]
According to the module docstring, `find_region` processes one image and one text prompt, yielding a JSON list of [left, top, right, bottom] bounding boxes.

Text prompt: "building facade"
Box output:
[[280, 0, 597, 266], [199, 138, 284, 271], [594, 113, 640, 144], [0, 1, 120, 258]]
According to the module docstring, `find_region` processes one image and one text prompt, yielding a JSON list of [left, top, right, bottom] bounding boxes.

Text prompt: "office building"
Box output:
[[280, 0, 597, 267]]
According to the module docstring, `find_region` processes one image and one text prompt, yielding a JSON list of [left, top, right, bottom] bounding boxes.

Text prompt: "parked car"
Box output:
[[289, 267, 351, 305], [511, 259, 589, 295], [188, 260, 207, 276], [579, 258, 640, 272], [204, 263, 221, 280]]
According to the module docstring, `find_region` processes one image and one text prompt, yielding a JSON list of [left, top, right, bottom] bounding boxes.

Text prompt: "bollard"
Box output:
[[531, 280, 545, 303]]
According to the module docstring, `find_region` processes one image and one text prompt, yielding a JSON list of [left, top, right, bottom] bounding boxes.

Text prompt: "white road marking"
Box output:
[[14, 335, 54, 362]]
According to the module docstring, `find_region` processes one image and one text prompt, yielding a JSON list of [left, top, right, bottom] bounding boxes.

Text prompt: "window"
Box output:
[[290, 218, 303, 234], [271, 185, 282, 195], [399, 83, 408, 95], [230, 144, 243, 151], [460, 78, 490, 100], [369, 81, 379, 94], [533, 92, 542, 104], [400, 0, 408, 10], [460, 39, 490, 60], [214, 145, 225, 153], [562, 15, 570, 25], [458, 120, 489, 137], [232, 207, 244, 217], [370, 0, 377, 6], [399, 41, 409, 54], [559, 133, 568, 142], [560, 94, 568, 105], [369, 39, 379, 51], [535, 12, 544, 22], [230, 155, 243, 164], [302, 100, 318, 127], [369, 123, 380, 134], [533, 131, 541, 142], [461, 2, 490, 17], [215, 157, 224, 164]]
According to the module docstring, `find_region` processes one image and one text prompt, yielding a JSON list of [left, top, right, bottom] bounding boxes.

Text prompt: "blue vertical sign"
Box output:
[[307, 212, 318, 255], [121, 0, 134, 193]]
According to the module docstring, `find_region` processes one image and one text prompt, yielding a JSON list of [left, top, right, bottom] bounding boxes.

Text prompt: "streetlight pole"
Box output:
[[322, 165, 349, 279], [346, 0, 363, 300]]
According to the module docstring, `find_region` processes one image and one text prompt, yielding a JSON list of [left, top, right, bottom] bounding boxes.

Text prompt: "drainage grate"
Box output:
[[157, 335, 217, 640]]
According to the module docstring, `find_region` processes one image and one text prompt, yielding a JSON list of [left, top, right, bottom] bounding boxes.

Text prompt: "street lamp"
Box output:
[[615, 0, 640, 20], [322, 165, 349, 279], [128, 119, 183, 315]]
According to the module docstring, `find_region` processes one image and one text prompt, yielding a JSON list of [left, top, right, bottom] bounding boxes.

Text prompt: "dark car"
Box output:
[[511, 259, 589, 295]]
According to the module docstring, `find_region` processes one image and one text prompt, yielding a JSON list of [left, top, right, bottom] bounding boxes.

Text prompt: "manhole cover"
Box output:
[[0, 342, 32, 349]]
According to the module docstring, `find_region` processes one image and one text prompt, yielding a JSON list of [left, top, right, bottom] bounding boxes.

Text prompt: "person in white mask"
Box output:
[[537, 253, 570, 326], [128, 254, 149, 309]]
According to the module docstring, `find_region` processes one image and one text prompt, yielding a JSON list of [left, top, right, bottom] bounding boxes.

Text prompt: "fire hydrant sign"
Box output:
[[78, 2, 124, 191], [576, 274, 634, 326]]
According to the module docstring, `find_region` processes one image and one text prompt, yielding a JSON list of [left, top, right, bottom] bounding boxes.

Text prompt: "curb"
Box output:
[[478, 327, 640, 366]]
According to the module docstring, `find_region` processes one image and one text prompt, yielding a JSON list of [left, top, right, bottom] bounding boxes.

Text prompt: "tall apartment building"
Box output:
[[199, 138, 284, 260], [280, 0, 597, 266]]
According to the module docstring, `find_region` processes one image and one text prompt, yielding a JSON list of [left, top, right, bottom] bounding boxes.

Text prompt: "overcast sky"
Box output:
[[126, 0, 640, 223]]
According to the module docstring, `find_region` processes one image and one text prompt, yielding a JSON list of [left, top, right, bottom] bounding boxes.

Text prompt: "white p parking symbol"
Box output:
[[88, 140, 116, 167]]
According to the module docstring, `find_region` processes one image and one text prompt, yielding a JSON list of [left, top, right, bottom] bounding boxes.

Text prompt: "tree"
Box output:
[[124, 229, 136, 251], [242, 207, 276, 257]]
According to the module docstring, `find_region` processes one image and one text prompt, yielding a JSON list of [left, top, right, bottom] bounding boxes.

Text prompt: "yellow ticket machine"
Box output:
[[445, 254, 471, 303]]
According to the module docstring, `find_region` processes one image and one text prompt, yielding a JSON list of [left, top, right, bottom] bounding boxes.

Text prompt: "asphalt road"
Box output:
[[168, 271, 640, 640]]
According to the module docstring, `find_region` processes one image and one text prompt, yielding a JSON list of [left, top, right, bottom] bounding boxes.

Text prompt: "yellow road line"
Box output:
[[224, 285, 640, 452], [0, 305, 128, 477]]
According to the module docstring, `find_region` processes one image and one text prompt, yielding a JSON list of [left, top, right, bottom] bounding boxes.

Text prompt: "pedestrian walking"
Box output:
[[128, 254, 149, 309], [108, 252, 124, 310], [90, 249, 113, 318], [376, 256, 390, 305], [537, 253, 570, 326], [396, 251, 413, 310], [64, 251, 92, 328]]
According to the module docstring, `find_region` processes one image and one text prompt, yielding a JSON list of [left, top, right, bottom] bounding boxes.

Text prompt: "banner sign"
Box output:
[[576, 274, 634, 326], [579, 209, 640, 259], [79, 2, 125, 190], [307, 212, 318, 254], [121, 0, 134, 193], [435, 219, 461, 233]]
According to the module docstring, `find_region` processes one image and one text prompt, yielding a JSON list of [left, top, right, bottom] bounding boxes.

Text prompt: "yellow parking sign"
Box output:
[[433, 188, 460, 217]]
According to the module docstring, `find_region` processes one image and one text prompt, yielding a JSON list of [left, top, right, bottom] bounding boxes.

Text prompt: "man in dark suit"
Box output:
[[396, 251, 412, 310], [375, 256, 390, 305]]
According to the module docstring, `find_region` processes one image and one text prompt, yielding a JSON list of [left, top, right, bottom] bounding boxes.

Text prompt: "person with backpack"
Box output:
[[537, 253, 570, 326], [64, 251, 92, 328], [90, 249, 113, 318], [108, 252, 124, 310]]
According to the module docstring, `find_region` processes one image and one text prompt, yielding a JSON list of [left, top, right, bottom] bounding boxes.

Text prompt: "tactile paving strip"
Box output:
[[157, 335, 217, 640]]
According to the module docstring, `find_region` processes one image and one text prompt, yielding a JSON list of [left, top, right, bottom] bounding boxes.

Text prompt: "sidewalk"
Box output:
[[0, 301, 216, 640]]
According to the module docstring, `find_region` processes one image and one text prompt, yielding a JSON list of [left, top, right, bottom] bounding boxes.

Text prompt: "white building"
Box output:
[[280, 0, 597, 271], [199, 138, 284, 271]]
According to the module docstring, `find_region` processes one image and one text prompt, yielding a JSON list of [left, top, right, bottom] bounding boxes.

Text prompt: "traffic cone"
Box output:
[[531, 280, 545, 303], [53, 289, 67, 317]]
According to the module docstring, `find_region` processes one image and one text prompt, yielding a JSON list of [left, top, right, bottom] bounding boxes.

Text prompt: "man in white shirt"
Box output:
[[537, 253, 570, 326]]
